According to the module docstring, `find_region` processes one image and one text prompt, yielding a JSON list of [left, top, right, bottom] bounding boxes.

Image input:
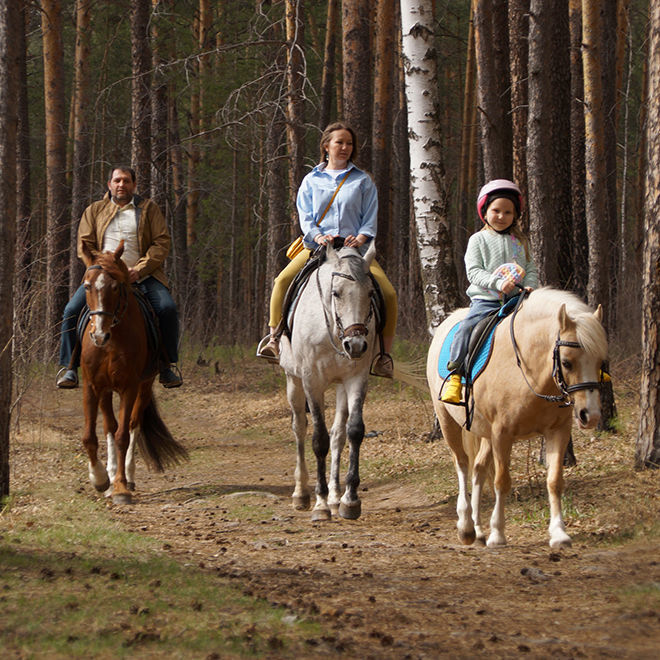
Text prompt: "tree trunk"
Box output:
[[186, 7, 200, 249], [508, 0, 529, 228], [42, 0, 69, 353], [342, 0, 372, 170], [400, 0, 460, 331], [474, 0, 512, 179], [0, 0, 19, 497], [635, 1, 660, 470], [319, 0, 338, 130], [70, 0, 91, 295], [131, 0, 152, 192], [569, 0, 588, 298], [372, 0, 394, 268], [285, 0, 305, 228]]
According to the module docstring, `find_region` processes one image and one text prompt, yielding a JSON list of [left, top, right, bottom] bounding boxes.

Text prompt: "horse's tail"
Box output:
[[463, 430, 494, 495], [137, 398, 189, 472], [392, 359, 428, 392]]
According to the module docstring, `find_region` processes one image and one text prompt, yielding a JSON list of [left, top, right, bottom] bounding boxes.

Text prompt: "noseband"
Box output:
[[316, 266, 373, 358], [86, 264, 129, 329], [510, 293, 603, 407]]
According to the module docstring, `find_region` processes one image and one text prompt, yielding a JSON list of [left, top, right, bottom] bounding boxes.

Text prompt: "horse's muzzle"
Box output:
[[342, 324, 369, 359]]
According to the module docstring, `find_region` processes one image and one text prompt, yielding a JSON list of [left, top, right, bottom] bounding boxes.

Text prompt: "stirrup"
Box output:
[[370, 352, 393, 378], [256, 334, 279, 364]]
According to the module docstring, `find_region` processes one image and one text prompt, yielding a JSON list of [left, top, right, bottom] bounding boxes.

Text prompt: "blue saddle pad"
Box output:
[[437, 297, 519, 383]]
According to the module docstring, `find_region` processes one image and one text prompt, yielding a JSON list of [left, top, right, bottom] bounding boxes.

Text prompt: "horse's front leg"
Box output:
[[328, 385, 348, 515], [469, 432, 492, 545], [99, 391, 117, 490], [287, 376, 310, 511], [110, 389, 137, 504], [437, 407, 475, 544], [544, 428, 573, 549], [82, 383, 109, 492], [338, 380, 367, 520], [487, 430, 512, 547], [307, 387, 331, 522]]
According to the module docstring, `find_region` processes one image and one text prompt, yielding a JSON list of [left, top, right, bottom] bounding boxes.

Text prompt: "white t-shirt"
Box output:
[[102, 199, 141, 268]]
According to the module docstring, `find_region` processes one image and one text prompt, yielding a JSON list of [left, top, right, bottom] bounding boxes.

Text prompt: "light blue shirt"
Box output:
[[297, 163, 378, 252]]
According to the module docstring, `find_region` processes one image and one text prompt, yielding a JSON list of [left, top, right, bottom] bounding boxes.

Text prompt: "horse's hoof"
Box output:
[[112, 492, 132, 505], [311, 508, 331, 522], [127, 482, 136, 492], [94, 479, 110, 493], [549, 536, 572, 550], [292, 494, 311, 510], [329, 502, 339, 516], [338, 500, 361, 520], [458, 529, 476, 545]]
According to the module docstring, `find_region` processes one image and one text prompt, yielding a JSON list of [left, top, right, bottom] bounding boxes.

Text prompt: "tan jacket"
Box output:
[[77, 193, 171, 288]]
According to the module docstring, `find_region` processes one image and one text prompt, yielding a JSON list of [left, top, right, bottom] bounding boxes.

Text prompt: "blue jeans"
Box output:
[[448, 298, 502, 370], [59, 276, 179, 369]]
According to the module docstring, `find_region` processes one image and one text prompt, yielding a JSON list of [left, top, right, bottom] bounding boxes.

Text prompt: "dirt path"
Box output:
[[16, 367, 660, 658]]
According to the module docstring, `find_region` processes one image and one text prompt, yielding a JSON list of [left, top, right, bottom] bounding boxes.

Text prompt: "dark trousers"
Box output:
[[59, 276, 179, 369], [448, 298, 501, 370]]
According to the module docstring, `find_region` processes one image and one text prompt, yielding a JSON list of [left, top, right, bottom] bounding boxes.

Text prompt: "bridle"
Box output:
[[85, 264, 129, 329], [510, 292, 603, 407], [316, 263, 374, 358]]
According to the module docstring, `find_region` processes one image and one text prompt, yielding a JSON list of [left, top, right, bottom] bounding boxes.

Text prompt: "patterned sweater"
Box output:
[[464, 228, 539, 302]]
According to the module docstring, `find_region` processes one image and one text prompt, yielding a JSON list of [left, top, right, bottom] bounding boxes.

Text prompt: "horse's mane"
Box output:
[[95, 251, 130, 284], [528, 287, 608, 359], [337, 249, 369, 283]]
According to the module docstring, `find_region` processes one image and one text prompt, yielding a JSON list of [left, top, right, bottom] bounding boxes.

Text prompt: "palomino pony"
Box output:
[[426, 288, 608, 549], [79, 241, 188, 504], [278, 242, 379, 521]]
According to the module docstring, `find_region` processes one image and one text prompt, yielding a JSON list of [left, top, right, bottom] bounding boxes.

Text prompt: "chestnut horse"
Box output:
[[79, 241, 187, 504], [427, 288, 608, 548]]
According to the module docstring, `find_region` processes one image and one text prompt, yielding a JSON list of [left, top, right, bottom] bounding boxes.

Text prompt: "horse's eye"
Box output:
[[561, 359, 572, 371], [332, 290, 340, 299], [83, 282, 90, 290]]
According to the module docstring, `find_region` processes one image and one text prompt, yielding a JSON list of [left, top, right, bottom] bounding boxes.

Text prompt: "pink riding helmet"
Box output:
[[477, 179, 523, 222]]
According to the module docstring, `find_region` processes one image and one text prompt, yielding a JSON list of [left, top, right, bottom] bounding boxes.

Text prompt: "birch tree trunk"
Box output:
[[0, 0, 19, 496], [636, 1, 660, 469], [41, 0, 69, 351], [400, 0, 460, 331], [69, 0, 91, 295]]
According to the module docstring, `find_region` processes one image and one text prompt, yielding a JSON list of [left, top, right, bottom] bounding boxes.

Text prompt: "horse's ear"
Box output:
[[558, 303, 569, 332], [115, 240, 125, 261], [80, 241, 94, 267], [363, 241, 376, 269], [593, 304, 603, 323]]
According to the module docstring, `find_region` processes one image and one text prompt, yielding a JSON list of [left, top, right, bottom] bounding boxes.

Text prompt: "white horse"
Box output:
[[279, 242, 379, 521], [426, 288, 608, 548]]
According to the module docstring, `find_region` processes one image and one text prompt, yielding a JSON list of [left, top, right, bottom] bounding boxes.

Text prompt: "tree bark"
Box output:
[[131, 0, 152, 192], [400, 0, 460, 331], [372, 0, 394, 267], [636, 1, 660, 470], [319, 0, 338, 130], [41, 0, 69, 353], [342, 0, 372, 170], [70, 0, 91, 295], [0, 0, 19, 497]]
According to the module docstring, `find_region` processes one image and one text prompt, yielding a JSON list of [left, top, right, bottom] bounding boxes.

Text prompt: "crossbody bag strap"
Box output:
[[315, 169, 351, 226]]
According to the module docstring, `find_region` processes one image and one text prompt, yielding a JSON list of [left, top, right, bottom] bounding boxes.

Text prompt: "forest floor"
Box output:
[[6, 354, 660, 658]]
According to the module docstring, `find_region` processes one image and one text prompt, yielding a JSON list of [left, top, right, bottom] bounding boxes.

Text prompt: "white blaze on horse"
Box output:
[[278, 242, 379, 521], [426, 288, 608, 549]]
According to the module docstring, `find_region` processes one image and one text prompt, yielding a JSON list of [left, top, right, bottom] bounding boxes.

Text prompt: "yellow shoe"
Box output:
[[441, 374, 463, 403]]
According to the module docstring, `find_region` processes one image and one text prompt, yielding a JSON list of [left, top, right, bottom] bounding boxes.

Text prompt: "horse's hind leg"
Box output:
[[545, 429, 573, 549], [82, 384, 109, 492], [287, 376, 310, 511], [466, 432, 492, 545], [328, 386, 348, 515], [338, 381, 367, 520], [306, 388, 332, 522]]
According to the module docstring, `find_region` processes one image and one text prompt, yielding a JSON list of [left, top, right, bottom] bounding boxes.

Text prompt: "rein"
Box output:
[[86, 264, 129, 328], [315, 265, 373, 358], [509, 291, 602, 407]]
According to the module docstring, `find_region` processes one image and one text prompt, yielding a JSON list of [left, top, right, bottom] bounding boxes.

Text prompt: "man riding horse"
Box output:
[[56, 165, 182, 389]]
